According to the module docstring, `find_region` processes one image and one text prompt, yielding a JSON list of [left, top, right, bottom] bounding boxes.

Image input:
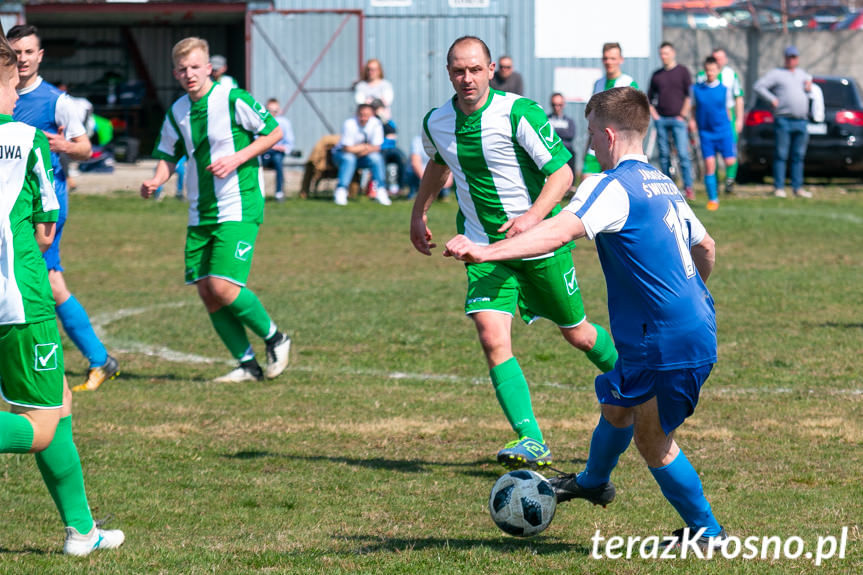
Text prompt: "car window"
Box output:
[[814, 79, 860, 108]]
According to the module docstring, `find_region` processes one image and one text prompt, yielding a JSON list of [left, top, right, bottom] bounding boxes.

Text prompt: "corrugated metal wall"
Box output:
[[255, 0, 663, 159]]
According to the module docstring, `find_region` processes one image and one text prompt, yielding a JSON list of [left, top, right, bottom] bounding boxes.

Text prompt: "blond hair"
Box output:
[[172, 37, 209, 67], [585, 87, 650, 138]]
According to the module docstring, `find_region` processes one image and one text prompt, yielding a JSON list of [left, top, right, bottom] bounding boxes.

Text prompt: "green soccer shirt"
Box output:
[[0, 115, 59, 325], [422, 89, 572, 247], [153, 82, 279, 226]]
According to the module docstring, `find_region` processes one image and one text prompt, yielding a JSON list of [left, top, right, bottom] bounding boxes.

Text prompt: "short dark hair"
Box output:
[[6, 24, 40, 46], [585, 86, 650, 138], [447, 36, 492, 67], [704, 56, 719, 67], [356, 103, 374, 115], [659, 41, 674, 50], [602, 42, 622, 55]]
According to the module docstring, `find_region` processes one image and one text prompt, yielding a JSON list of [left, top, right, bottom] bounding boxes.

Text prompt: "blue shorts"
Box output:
[[42, 180, 68, 272], [698, 130, 736, 161], [594, 362, 714, 435]]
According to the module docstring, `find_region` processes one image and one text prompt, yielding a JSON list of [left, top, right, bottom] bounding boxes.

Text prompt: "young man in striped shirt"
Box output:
[[0, 30, 124, 555], [411, 36, 618, 470], [141, 37, 291, 383]]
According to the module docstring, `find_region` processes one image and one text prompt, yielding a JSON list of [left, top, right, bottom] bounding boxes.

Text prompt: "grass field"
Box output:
[[0, 189, 860, 574]]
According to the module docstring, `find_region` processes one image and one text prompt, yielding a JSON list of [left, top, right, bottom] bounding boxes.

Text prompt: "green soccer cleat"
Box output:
[[496, 437, 552, 470]]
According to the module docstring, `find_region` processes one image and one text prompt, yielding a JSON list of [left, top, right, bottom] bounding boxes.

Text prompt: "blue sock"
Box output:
[[56, 295, 108, 369], [705, 174, 718, 202], [650, 450, 722, 536], [577, 415, 633, 488]]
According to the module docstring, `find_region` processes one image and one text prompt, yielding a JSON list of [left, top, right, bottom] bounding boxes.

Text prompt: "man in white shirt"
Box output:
[[332, 103, 389, 206]]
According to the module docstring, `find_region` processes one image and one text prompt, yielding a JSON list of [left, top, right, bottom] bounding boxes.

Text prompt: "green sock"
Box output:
[[227, 288, 276, 340], [585, 323, 618, 373], [726, 160, 738, 180], [34, 416, 94, 534], [490, 357, 543, 443], [0, 412, 34, 453], [209, 307, 253, 360]]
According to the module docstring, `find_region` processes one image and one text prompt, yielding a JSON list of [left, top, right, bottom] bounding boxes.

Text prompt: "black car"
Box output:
[[738, 75, 863, 182]]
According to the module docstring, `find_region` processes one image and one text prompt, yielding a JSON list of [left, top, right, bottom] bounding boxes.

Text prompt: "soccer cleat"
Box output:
[[213, 362, 264, 383], [684, 187, 695, 201], [659, 526, 729, 553], [724, 178, 735, 195], [63, 525, 125, 557], [265, 332, 291, 379], [706, 200, 719, 211], [794, 188, 812, 198], [72, 355, 120, 392], [497, 437, 552, 470], [774, 188, 787, 198], [548, 473, 616, 507], [333, 187, 348, 206]]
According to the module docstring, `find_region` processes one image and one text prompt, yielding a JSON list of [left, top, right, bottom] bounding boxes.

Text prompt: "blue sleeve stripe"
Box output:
[[575, 176, 615, 219]]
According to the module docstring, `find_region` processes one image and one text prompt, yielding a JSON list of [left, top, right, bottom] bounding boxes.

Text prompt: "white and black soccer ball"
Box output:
[[488, 469, 557, 537]]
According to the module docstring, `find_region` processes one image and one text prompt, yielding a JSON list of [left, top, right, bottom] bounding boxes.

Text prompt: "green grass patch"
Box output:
[[0, 191, 860, 573]]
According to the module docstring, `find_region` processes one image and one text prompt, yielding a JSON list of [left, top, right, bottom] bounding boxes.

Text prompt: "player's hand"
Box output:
[[140, 179, 160, 199], [410, 214, 436, 256], [207, 154, 243, 179], [444, 234, 483, 263], [499, 212, 540, 238], [45, 127, 68, 154]]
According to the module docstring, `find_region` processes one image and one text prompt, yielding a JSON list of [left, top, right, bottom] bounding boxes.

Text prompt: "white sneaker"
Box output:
[[794, 188, 812, 198], [265, 333, 291, 379], [334, 187, 348, 206], [213, 364, 263, 383], [374, 184, 391, 206], [774, 188, 787, 198], [64, 525, 125, 557]]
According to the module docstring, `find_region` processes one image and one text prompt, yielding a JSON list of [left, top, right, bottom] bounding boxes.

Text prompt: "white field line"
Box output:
[[91, 302, 863, 395]]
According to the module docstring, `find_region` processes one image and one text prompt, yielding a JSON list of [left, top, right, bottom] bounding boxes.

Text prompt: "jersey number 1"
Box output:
[[663, 200, 696, 278]]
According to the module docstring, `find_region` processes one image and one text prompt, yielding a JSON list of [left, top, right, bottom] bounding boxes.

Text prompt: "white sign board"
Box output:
[[535, 0, 651, 59]]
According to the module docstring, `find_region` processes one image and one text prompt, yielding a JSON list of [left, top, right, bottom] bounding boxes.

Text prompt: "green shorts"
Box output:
[[464, 250, 587, 327], [0, 319, 65, 409], [185, 222, 260, 285]]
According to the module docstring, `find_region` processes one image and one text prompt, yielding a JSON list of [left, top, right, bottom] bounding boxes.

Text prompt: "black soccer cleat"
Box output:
[[548, 473, 615, 507]]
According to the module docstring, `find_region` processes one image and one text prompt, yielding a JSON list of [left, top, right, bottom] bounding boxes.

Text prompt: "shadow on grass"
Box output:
[[338, 534, 591, 556], [819, 321, 863, 329], [0, 546, 49, 555]]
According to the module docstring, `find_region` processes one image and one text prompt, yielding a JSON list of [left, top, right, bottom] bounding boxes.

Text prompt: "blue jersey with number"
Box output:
[[565, 157, 716, 369]]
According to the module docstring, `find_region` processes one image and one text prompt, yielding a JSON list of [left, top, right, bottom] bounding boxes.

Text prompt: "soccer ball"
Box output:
[[488, 469, 557, 537]]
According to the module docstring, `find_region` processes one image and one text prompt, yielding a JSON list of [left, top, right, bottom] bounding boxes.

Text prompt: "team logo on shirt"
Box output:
[[538, 122, 560, 151], [34, 342, 59, 372], [235, 241, 253, 261], [563, 267, 578, 295]]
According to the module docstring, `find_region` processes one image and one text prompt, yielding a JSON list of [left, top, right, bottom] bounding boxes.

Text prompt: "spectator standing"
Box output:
[[260, 98, 295, 202], [753, 46, 813, 198], [354, 59, 394, 122], [690, 56, 737, 211], [490, 55, 524, 95], [331, 103, 389, 206], [210, 54, 238, 89], [547, 93, 576, 177], [648, 42, 694, 199], [696, 49, 744, 194]]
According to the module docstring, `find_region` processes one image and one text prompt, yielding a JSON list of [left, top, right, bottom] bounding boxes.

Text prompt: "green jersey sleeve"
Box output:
[[30, 130, 58, 224], [510, 98, 571, 176], [153, 110, 185, 163], [231, 89, 278, 136]]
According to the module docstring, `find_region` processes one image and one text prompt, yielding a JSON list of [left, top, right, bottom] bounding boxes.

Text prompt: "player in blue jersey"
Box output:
[[7, 25, 119, 392], [445, 87, 727, 551], [690, 56, 736, 211]]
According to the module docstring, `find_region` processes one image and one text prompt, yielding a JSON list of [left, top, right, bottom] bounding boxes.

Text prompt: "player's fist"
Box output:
[[140, 179, 160, 199]]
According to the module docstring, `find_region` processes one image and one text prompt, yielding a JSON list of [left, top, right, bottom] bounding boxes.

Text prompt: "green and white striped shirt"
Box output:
[[423, 90, 571, 247], [0, 115, 58, 325], [154, 83, 278, 226]]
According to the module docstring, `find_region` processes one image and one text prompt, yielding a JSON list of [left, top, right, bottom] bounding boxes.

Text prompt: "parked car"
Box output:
[[831, 10, 863, 30], [738, 75, 863, 182]]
